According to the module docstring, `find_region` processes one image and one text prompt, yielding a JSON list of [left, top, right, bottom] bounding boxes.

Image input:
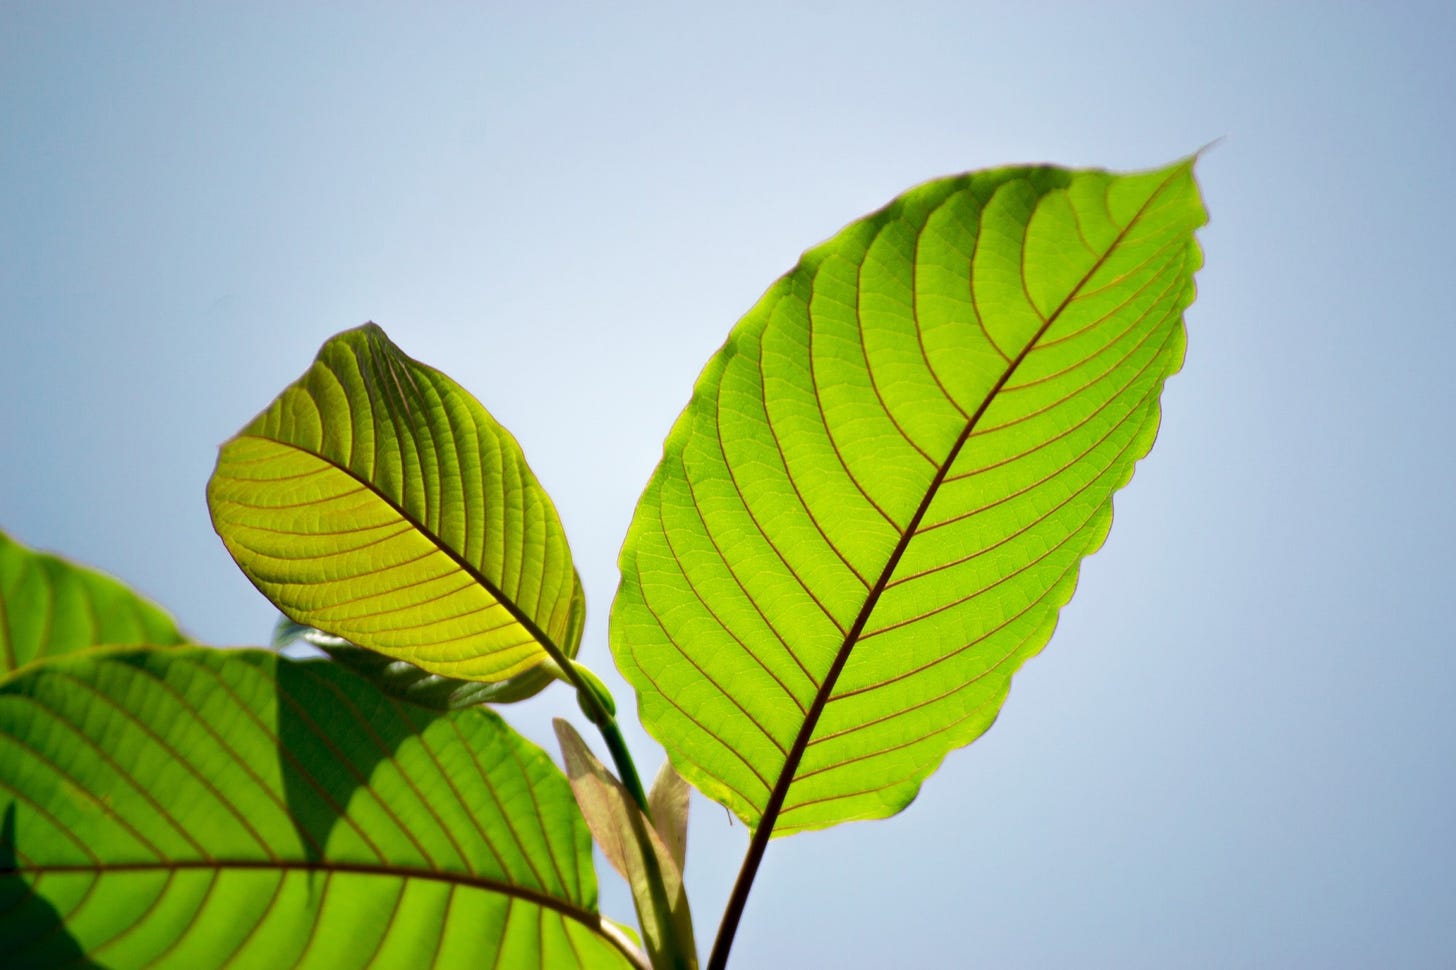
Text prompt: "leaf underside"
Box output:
[[556, 720, 697, 970], [0, 529, 185, 674], [208, 324, 584, 686], [273, 617, 558, 710], [646, 759, 690, 875], [611, 161, 1206, 837], [0, 648, 634, 968]]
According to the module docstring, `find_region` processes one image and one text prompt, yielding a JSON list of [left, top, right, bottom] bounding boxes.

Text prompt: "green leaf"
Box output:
[[0, 529, 185, 674], [208, 323, 584, 686], [611, 161, 1206, 838], [0, 647, 641, 969], [556, 720, 697, 970], [272, 617, 562, 710]]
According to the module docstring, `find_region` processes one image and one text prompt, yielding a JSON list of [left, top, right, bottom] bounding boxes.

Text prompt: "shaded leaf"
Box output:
[[0, 529, 185, 674], [208, 323, 584, 684], [556, 720, 697, 970], [0, 805, 90, 969], [611, 161, 1206, 837], [647, 759, 690, 874], [273, 616, 562, 710], [0, 647, 640, 969]]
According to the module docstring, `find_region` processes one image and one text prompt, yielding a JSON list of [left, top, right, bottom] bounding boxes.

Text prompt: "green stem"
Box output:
[[598, 716, 651, 816], [558, 661, 690, 969], [558, 658, 652, 817]]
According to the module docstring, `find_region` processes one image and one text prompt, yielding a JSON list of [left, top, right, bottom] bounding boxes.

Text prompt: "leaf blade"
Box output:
[[208, 324, 583, 684], [611, 161, 1206, 837], [0, 529, 185, 674], [0, 647, 638, 968]]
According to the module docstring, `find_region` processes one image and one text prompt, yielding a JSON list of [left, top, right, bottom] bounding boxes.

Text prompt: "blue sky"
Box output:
[[3, 3, 1454, 966]]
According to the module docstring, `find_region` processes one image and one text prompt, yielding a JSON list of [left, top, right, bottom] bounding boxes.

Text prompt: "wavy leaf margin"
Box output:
[[611, 160, 1207, 838]]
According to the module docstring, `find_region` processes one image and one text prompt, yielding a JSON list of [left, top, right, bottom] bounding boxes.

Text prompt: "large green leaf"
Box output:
[[208, 324, 584, 686], [0, 647, 642, 969], [612, 161, 1206, 838], [0, 529, 185, 674]]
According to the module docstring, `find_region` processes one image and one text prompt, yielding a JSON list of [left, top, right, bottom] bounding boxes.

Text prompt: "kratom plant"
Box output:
[[0, 158, 1205, 969]]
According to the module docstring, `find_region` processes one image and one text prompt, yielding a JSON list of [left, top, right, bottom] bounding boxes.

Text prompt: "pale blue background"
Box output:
[[3, 3, 1453, 967]]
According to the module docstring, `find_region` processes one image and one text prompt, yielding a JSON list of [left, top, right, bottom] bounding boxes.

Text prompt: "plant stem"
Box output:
[[706, 822, 771, 970], [557, 659, 653, 817], [598, 715, 651, 816], [558, 663, 690, 969]]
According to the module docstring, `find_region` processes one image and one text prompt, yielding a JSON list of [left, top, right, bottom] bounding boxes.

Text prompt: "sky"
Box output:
[[3, 2, 1454, 967]]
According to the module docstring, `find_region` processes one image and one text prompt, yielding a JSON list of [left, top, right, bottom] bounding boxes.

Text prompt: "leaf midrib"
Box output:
[[759, 166, 1185, 839], [8, 858, 603, 928], [707, 167, 1186, 970], [232, 435, 568, 668]]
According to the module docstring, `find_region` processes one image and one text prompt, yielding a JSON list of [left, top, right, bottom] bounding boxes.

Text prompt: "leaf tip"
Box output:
[[1191, 137, 1226, 161]]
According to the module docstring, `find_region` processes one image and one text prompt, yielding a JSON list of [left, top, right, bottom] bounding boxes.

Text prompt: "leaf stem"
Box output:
[[705, 823, 769, 970], [556, 658, 652, 817], [598, 716, 652, 816], [557, 666, 689, 968]]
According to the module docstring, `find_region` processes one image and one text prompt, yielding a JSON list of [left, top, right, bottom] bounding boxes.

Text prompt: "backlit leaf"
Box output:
[[208, 324, 583, 685], [611, 161, 1206, 837], [647, 759, 690, 875], [0, 529, 185, 674], [0, 647, 640, 969]]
